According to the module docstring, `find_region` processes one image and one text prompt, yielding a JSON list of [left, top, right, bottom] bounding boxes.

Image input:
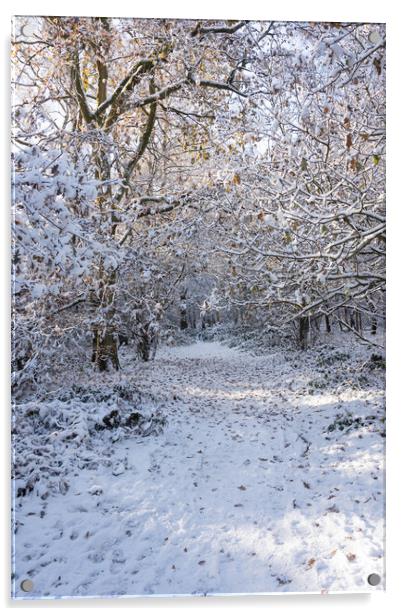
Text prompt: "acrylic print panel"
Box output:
[[11, 15, 385, 599]]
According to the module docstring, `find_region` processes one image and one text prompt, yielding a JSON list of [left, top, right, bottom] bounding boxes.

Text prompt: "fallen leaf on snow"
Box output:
[[326, 505, 340, 513], [306, 558, 316, 569]]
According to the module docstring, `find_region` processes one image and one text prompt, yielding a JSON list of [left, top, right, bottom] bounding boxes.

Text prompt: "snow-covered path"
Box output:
[[13, 341, 385, 598]]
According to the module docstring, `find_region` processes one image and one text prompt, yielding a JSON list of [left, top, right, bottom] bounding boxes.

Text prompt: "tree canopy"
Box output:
[[11, 17, 385, 383]]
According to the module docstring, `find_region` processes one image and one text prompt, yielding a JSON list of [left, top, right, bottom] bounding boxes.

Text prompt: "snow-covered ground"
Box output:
[[12, 339, 385, 598]]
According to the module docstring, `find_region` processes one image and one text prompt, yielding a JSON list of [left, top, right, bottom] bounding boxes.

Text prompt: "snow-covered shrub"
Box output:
[[326, 412, 385, 437], [12, 384, 167, 499]]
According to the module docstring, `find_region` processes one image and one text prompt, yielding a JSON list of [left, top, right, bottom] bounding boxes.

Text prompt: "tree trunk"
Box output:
[[137, 331, 151, 361], [92, 327, 119, 371], [356, 310, 362, 334], [137, 322, 159, 362], [350, 309, 361, 333], [368, 300, 378, 335], [338, 308, 346, 331], [179, 291, 188, 330], [325, 314, 331, 333], [189, 306, 197, 329], [180, 307, 188, 329], [299, 316, 309, 350], [349, 309, 355, 330], [90, 270, 120, 371]]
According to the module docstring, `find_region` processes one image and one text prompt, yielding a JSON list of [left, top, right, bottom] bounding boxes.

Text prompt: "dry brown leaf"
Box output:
[[306, 558, 316, 569]]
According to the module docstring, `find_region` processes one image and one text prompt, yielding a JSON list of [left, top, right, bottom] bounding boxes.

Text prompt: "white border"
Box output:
[[2, 1, 401, 614]]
